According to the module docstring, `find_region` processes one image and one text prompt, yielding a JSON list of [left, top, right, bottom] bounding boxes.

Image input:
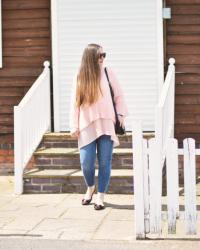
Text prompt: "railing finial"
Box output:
[[169, 58, 175, 65], [43, 60, 50, 68]]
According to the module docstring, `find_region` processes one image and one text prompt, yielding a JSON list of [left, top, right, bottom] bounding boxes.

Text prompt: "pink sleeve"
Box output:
[[69, 74, 80, 133], [107, 67, 129, 117]]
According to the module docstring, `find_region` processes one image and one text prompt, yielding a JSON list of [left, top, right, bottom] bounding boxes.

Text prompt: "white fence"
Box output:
[[133, 57, 198, 239], [14, 61, 51, 195], [133, 122, 198, 239]]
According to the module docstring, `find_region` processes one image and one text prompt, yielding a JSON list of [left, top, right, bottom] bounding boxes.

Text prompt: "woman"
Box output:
[[70, 43, 128, 210]]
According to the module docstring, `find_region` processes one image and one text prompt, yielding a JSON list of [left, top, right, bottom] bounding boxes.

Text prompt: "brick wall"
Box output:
[[0, 140, 35, 175]]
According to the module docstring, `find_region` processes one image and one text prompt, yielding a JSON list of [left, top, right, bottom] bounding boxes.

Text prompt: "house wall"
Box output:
[[0, 0, 51, 174], [166, 0, 200, 142]]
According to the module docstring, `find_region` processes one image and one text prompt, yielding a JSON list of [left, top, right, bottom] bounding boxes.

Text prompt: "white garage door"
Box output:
[[51, 0, 163, 132]]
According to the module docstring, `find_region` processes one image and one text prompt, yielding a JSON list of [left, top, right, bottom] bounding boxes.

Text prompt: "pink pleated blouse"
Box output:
[[69, 66, 129, 149]]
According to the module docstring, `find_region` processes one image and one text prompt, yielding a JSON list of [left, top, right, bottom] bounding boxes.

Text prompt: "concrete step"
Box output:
[[33, 147, 133, 170], [23, 169, 134, 194], [38, 132, 155, 149]]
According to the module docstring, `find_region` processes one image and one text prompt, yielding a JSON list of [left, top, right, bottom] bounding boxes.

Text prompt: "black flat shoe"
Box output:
[[94, 203, 105, 210], [82, 188, 95, 205]]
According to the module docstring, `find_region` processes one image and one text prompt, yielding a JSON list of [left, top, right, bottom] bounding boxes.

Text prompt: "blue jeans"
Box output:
[[79, 135, 114, 193]]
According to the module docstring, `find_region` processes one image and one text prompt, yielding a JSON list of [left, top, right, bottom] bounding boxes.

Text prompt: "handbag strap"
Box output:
[[104, 67, 113, 97], [104, 67, 118, 119]]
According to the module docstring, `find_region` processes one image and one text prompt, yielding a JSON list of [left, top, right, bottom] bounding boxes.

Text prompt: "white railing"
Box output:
[[14, 61, 51, 195], [155, 58, 175, 166]]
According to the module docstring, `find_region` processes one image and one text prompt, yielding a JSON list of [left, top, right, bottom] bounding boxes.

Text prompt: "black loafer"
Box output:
[[82, 188, 95, 205], [94, 203, 105, 210]]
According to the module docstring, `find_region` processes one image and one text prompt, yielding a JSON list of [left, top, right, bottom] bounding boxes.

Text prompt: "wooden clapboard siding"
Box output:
[[0, 0, 51, 137], [166, 0, 200, 142], [3, 9, 49, 19], [4, 38, 50, 48], [167, 0, 200, 5], [0, 77, 36, 87], [3, 0, 50, 9], [4, 19, 49, 30], [0, 87, 24, 97]]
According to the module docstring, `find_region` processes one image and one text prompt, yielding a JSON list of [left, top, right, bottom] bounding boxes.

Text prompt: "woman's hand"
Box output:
[[117, 115, 125, 128], [70, 129, 79, 138]]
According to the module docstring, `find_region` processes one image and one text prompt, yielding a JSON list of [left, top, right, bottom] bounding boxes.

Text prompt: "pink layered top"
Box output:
[[69, 67, 129, 149]]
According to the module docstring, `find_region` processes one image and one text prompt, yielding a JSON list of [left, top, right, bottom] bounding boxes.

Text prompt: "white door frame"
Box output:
[[0, 0, 2, 68], [50, 0, 164, 132], [51, 0, 60, 132], [156, 0, 164, 96]]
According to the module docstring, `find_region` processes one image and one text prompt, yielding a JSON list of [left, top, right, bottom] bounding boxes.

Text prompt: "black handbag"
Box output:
[[104, 67, 125, 135]]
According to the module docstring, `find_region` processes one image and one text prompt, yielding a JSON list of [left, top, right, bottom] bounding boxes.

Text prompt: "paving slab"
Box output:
[[0, 217, 15, 229], [0, 176, 13, 195], [32, 218, 100, 232], [60, 206, 111, 221], [13, 193, 69, 205], [2, 216, 45, 231], [24, 230, 63, 240], [59, 231, 93, 240], [105, 209, 134, 221], [92, 219, 135, 241]]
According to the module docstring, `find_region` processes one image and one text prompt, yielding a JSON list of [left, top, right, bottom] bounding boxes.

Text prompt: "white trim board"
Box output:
[[156, 0, 164, 96], [0, 0, 2, 68], [51, 0, 60, 131]]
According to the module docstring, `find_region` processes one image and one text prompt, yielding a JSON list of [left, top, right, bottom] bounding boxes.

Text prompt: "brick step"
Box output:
[[23, 169, 134, 194], [38, 132, 155, 149], [33, 148, 133, 170]]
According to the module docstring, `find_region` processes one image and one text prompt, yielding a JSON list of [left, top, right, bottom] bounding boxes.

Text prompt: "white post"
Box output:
[[14, 106, 23, 195], [166, 138, 179, 234], [143, 139, 150, 233], [169, 58, 175, 138], [44, 61, 51, 132], [132, 120, 145, 239], [149, 138, 162, 234], [183, 138, 197, 234]]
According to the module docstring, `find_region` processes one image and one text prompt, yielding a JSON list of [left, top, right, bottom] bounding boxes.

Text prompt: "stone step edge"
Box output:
[[32, 165, 133, 169], [43, 131, 155, 140], [24, 168, 134, 178], [34, 147, 133, 156]]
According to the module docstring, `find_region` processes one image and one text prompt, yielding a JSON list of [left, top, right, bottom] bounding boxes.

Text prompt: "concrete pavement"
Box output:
[[0, 176, 200, 249], [0, 239, 200, 250]]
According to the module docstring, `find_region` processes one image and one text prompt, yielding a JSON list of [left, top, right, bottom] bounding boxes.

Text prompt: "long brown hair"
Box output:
[[76, 43, 102, 107]]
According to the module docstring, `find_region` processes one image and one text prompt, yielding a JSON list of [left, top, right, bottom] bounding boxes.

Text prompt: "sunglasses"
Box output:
[[99, 52, 106, 59]]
